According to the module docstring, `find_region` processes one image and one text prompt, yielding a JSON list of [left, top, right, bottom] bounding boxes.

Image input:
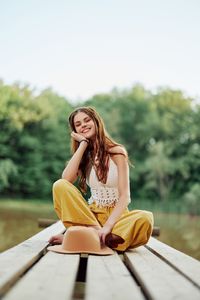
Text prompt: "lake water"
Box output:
[[0, 201, 57, 252], [0, 202, 199, 260]]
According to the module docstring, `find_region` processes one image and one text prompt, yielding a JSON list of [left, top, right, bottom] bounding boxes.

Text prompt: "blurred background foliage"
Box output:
[[0, 81, 199, 214]]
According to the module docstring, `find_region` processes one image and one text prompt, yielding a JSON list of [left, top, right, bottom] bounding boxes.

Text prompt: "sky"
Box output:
[[0, 0, 200, 103]]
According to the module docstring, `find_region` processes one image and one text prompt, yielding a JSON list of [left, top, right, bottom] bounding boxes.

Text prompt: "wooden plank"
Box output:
[[0, 221, 65, 297], [152, 226, 160, 237], [86, 252, 145, 300], [3, 252, 80, 300], [31, 220, 65, 241], [146, 237, 200, 288], [124, 246, 200, 300], [38, 218, 57, 228]]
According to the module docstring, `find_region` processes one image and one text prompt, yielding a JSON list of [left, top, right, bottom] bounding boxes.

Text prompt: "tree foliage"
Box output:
[[0, 82, 72, 198], [0, 81, 199, 213]]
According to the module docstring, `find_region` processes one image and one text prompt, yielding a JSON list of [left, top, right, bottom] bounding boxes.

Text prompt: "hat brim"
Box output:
[[47, 245, 114, 255]]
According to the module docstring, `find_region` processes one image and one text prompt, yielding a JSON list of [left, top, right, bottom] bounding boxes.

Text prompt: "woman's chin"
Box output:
[[84, 132, 95, 139]]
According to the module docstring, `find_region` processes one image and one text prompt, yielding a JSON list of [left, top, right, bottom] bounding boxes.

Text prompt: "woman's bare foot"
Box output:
[[48, 234, 64, 245]]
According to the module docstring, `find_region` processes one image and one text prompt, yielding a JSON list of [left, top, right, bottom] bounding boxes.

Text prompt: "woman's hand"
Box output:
[[71, 131, 89, 143], [97, 225, 112, 245]]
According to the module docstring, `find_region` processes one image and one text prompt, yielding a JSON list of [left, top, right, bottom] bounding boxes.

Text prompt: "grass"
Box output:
[[0, 198, 53, 213], [0, 197, 198, 215], [129, 198, 199, 215]]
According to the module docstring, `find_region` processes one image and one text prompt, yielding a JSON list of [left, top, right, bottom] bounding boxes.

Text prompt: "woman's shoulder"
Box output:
[[108, 145, 128, 157]]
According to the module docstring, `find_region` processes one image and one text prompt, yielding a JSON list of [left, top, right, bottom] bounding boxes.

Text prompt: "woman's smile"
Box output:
[[81, 128, 91, 133]]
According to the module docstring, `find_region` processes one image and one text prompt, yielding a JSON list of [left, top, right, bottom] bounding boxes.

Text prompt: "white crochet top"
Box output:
[[86, 156, 128, 208]]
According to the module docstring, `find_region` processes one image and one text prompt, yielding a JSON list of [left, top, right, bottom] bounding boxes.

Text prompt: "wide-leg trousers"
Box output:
[[53, 179, 154, 251]]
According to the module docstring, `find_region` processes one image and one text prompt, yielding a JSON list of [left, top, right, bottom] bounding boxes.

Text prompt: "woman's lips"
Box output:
[[82, 128, 90, 133]]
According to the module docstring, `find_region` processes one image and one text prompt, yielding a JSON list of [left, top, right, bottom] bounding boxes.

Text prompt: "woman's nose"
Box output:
[[81, 124, 87, 130]]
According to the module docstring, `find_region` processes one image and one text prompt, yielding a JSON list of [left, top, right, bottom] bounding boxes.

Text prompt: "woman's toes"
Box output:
[[48, 234, 64, 245]]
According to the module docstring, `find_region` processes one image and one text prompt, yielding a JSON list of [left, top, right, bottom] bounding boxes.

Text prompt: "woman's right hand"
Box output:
[[71, 131, 89, 143]]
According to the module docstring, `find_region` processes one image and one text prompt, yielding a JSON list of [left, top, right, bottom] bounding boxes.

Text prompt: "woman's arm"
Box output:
[[98, 146, 131, 244], [62, 132, 89, 183]]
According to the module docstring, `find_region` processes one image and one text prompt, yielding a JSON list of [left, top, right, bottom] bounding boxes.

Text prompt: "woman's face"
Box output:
[[73, 111, 96, 140]]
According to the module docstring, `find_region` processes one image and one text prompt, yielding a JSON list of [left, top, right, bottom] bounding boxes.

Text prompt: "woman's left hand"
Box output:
[[97, 225, 112, 245]]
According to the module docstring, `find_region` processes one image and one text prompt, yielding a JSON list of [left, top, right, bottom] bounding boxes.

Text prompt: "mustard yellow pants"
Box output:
[[53, 179, 154, 251]]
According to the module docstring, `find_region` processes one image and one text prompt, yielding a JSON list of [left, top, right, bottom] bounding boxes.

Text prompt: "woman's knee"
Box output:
[[52, 179, 74, 211], [138, 211, 154, 227], [138, 212, 154, 243], [52, 178, 72, 193], [130, 212, 153, 248]]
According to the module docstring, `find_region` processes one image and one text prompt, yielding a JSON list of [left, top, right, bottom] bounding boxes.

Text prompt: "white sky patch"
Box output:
[[0, 0, 200, 103]]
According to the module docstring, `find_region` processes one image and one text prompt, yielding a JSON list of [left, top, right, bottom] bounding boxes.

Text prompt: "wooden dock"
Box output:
[[0, 221, 200, 300]]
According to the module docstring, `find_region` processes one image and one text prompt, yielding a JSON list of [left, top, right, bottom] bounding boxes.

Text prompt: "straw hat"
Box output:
[[47, 226, 114, 255]]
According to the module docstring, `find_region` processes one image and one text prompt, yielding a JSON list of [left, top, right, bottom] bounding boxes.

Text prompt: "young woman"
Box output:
[[49, 106, 153, 251]]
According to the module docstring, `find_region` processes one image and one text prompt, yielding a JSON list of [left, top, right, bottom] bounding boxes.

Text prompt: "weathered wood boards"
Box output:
[[0, 221, 65, 297], [3, 252, 80, 300], [85, 252, 145, 300], [1, 226, 200, 300], [124, 243, 200, 300], [38, 218, 57, 228], [146, 237, 200, 288]]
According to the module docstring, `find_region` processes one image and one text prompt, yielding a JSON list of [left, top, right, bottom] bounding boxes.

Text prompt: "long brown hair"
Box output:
[[68, 106, 129, 194]]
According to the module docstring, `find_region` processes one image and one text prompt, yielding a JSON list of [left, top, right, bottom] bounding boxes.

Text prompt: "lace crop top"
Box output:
[[86, 156, 124, 208]]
